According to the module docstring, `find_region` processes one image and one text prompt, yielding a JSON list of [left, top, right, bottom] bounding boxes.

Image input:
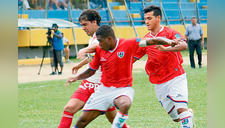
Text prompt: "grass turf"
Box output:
[[18, 65, 207, 128]]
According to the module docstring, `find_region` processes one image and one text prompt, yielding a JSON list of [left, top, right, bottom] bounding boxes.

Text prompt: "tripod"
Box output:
[[38, 36, 53, 75]]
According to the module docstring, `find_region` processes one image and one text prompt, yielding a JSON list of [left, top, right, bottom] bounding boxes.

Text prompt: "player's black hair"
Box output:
[[96, 25, 116, 39], [79, 9, 101, 26], [144, 5, 162, 18]]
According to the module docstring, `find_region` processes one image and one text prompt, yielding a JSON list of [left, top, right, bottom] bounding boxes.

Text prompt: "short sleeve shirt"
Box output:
[[185, 24, 203, 40], [89, 38, 140, 87], [134, 26, 186, 84], [53, 30, 64, 50]]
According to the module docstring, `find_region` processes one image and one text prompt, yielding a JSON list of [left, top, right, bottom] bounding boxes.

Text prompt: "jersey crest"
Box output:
[[175, 33, 181, 39], [117, 51, 125, 58]]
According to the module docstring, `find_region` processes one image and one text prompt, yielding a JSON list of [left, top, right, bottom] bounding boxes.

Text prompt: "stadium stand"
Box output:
[[18, 0, 207, 64]]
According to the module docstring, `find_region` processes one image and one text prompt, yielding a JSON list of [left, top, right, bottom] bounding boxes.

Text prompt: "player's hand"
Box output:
[[169, 39, 180, 47], [201, 40, 204, 45], [65, 77, 77, 87], [72, 64, 82, 75], [77, 49, 87, 59], [155, 45, 167, 51]]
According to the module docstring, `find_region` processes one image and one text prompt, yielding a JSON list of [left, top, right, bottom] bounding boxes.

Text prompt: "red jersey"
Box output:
[[134, 26, 186, 84], [89, 38, 140, 88]]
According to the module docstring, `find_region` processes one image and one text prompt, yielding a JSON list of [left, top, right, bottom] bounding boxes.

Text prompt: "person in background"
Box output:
[[50, 23, 64, 75], [185, 16, 204, 69], [62, 33, 71, 63]]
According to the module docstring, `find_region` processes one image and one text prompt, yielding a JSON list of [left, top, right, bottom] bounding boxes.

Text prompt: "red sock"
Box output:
[[122, 123, 129, 128], [58, 111, 74, 128]]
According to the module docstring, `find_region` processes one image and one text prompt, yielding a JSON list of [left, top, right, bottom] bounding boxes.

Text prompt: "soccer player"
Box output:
[[66, 25, 179, 128], [133, 5, 194, 128], [57, 9, 129, 128]]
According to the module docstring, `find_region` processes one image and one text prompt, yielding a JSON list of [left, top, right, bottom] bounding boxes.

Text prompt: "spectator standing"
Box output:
[[62, 33, 71, 63], [50, 23, 64, 75], [185, 17, 204, 69]]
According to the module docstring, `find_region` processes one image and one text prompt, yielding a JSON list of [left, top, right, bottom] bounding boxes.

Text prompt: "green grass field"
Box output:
[[18, 64, 207, 128]]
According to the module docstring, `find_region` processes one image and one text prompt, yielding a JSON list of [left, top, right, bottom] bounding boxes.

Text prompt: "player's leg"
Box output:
[[169, 74, 194, 128], [64, 47, 70, 61], [105, 106, 130, 128], [112, 96, 132, 128], [58, 80, 92, 128], [105, 107, 117, 124], [58, 98, 85, 128], [111, 87, 134, 128], [74, 111, 102, 128]]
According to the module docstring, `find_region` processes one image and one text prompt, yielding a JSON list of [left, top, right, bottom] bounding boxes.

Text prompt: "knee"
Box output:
[[177, 108, 188, 115], [64, 104, 79, 114], [119, 102, 131, 112], [173, 118, 180, 122], [76, 116, 89, 126]]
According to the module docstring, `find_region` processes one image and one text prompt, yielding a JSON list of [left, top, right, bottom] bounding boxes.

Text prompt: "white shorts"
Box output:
[[83, 85, 134, 112], [155, 73, 188, 119]]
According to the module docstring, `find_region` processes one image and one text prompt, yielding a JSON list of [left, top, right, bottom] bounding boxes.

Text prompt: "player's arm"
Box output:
[[77, 43, 98, 59], [201, 34, 204, 45], [133, 58, 138, 63], [72, 57, 89, 74], [185, 35, 188, 40], [65, 68, 96, 87], [139, 37, 179, 47], [155, 39, 187, 52]]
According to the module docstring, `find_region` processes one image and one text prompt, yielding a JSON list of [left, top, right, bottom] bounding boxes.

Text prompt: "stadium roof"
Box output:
[[18, 19, 77, 28]]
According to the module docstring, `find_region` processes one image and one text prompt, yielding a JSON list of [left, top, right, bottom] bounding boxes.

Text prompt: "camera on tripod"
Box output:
[[46, 27, 54, 45]]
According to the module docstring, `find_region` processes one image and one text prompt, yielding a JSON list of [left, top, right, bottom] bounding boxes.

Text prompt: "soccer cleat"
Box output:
[[58, 72, 62, 75], [188, 108, 195, 128]]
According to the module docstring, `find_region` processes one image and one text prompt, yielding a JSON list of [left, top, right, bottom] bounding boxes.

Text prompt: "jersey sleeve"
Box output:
[[126, 38, 142, 51], [125, 38, 146, 60], [134, 47, 146, 60], [88, 46, 101, 71], [171, 30, 187, 42]]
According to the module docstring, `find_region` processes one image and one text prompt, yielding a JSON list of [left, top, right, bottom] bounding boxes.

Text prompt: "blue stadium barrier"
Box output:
[[108, 2, 121, 10], [162, 3, 179, 9], [18, 1, 206, 26], [198, 2, 207, 9], [180, 0, 189, 2], [181, 9, 196, 24], [71, 10, 82, 26], [19, 10, 46, 19], [145, 2, 160, 7], [200, 0, 207, 3], [111, 10, 129, 26], [47, 10, 69, 21], [165, 9, 182, 25], [130, 2, 142, 10], [199, 9, 207, 24], [99, 10, 110, 25], [160, 0, 178, 2], [181, 2, 195, 9]]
